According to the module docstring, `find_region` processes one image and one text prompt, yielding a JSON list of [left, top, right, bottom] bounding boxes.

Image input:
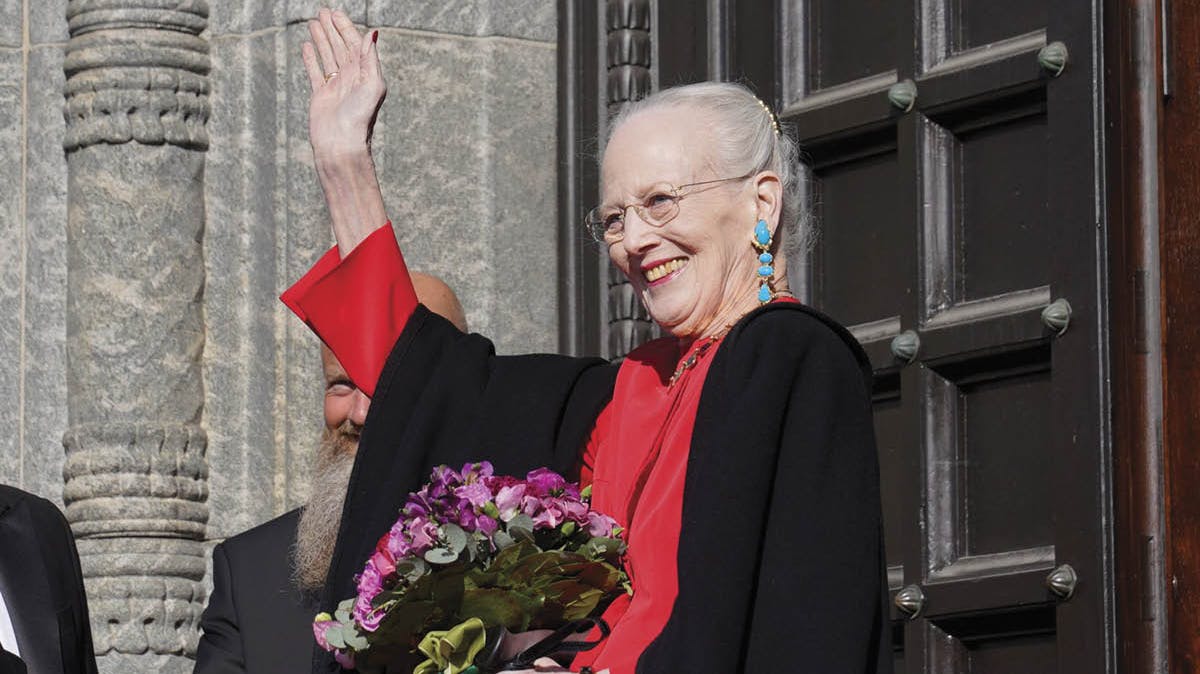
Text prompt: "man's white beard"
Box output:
[[292, 421, 359, 592]]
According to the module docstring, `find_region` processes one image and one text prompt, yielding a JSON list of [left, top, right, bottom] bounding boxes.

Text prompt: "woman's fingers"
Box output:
[[362, 30, 382, 82], [308, 18, 338, 76], [300, 42, 324, 92], [318, 8, 349, 68], [331, 10, 363, 55]]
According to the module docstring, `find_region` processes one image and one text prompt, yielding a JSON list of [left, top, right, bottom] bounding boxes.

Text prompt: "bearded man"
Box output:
[[194, 273, 467, 673]]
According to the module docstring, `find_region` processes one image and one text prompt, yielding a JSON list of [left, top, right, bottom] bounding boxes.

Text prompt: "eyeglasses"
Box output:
[[585, 172, 755, 244]]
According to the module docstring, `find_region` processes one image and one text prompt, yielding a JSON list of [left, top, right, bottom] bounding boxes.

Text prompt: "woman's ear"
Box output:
[[753, 171, 783, 233]]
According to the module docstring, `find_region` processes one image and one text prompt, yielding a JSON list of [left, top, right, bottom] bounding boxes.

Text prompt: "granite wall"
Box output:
[[0, 0, 560, 670]]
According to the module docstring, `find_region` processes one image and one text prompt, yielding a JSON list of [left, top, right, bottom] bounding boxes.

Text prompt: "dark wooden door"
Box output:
[[559, 1, 1115, 671]]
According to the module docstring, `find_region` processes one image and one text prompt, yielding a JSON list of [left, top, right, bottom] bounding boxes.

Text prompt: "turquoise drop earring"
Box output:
[[752, 219, 774, 304]]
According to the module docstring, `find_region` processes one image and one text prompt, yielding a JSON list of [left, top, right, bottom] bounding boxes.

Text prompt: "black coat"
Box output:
[[194, 509, 319, 673], [314, 303, 890, 673], [0, 485, 98, 674]]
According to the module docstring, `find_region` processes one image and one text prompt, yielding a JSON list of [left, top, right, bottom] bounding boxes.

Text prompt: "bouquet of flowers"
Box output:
[[313, 461, 628, 673]]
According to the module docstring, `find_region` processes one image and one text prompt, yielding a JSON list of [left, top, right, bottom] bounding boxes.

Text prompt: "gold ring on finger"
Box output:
[[324, 71, 339, 83]]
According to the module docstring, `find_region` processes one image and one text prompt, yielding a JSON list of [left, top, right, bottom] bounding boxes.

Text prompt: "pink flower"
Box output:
[[531, 505, 565, 528], [455, 481, 494, 509], [587, 511, 620, 538], [562, 499, 589, 523], [406, 516, 440, 553], [354, 592, 385, 632], [312, 613, 337, 651], [495, 484, 527, 521]]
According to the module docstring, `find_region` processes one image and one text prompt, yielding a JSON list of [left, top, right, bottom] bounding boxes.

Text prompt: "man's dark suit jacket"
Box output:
[[194, 509, 319, 673], [0, 485, 98, 674]]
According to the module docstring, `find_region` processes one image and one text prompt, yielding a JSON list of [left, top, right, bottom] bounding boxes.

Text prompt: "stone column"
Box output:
[[60, 1, 210, 670]]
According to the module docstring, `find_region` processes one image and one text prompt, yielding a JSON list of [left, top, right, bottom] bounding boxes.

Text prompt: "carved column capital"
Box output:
[[64, 0, 211, 150], [63, 423, 208, 656]]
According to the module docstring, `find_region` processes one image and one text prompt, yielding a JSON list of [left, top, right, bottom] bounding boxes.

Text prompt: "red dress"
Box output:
[[283, 224, 791, 673]]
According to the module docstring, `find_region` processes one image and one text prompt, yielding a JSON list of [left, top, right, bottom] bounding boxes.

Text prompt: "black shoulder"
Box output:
[[221, 508, 302, 557], [0, 484, 69, 527], [729, 303, 873, 392]]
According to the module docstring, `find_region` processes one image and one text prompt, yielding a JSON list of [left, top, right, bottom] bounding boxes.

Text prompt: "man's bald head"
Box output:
[[295, 272, 467, 592], [412, 272, 467, 332]]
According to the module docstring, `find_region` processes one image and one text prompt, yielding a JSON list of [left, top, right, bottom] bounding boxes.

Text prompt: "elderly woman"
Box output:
[[288, 9, 890, 674]]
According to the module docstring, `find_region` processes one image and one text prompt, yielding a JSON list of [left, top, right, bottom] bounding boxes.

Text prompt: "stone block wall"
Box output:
[[0, 0, 560, 670]]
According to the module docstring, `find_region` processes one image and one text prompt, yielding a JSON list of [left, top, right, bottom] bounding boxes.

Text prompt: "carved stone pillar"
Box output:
[[605, 0, 656, 357], [61, 1, 210, 670]]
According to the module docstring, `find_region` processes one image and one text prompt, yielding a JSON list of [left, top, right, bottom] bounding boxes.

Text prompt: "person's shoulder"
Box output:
[[729, 302, 873, 388], [219, 508, 302, 558], [0, 484, 68, 526]]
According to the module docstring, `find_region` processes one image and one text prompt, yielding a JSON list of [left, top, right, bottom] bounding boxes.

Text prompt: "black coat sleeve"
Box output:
[[18, 491, 98, 674], [314, 307, 617, 673], [639, 306, 890, 674], [194, 544, 244, 673]]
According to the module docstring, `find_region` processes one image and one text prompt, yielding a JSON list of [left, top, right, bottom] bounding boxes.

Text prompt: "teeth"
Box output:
[[645, 258, 686, 282]]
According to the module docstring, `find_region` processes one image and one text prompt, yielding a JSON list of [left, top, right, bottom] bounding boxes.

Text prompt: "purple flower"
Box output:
[[461, 461, 494, 480], [475, 514, 499, 536], [525, 468, 567, 496], [334, 650, 357, 669], [455, 481, 494, 509]]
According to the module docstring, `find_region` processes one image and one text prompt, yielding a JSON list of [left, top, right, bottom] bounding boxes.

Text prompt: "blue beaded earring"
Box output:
[[752, 219, 775, 304]]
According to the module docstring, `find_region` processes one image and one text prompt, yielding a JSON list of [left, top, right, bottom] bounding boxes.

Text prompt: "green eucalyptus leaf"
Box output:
[[344, 630, 371, 651], [442, 523, 468, 554], [425, 546, 460, 565], [492, 530, 515, 550], [325, 624, 348, 650]]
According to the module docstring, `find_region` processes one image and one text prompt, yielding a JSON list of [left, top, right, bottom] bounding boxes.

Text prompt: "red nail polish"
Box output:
[[372, 30, 379, 43]]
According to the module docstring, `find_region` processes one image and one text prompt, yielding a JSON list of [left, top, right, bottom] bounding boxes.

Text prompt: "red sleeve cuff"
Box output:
[[280, 223, 418, 397]]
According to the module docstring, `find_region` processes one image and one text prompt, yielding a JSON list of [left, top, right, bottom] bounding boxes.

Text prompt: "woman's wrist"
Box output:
[[313, 146, 389, 256], [314, 143, 375, 176]]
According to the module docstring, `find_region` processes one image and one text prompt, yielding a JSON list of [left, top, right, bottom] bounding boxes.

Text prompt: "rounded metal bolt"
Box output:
[[890, 330, 921, 363], [1046, 563, 1078, 600], [1038, 41, 1069, 77], [1041, 298, 1072, 335], [887, 79, 918, 112], [894, 584, 926, 619]]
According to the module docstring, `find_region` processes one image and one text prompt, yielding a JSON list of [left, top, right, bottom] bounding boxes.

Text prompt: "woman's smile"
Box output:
[[643, 257, 689, 285]]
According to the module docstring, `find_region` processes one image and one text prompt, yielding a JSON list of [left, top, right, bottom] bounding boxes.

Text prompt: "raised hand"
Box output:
[[301, 8, 386, 160], [299, 7, 390, 256]]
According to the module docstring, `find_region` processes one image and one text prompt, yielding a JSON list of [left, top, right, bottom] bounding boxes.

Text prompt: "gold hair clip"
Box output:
[[756, 97, 780, 137]]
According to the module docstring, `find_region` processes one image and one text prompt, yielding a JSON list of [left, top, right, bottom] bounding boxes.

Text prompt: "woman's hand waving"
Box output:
[[300, 7, 389, 256], [302, 8, 385, 160]]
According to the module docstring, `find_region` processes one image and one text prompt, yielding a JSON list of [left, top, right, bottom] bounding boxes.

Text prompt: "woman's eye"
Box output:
[[646, 193, 673, 207], [603, 212, 623, 228]]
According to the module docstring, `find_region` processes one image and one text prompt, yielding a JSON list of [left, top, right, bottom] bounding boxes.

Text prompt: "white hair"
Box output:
[[607, 82, 811, 262]]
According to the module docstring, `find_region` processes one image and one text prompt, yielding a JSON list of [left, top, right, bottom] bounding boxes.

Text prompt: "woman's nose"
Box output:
[[620, 208, 658, 256]]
